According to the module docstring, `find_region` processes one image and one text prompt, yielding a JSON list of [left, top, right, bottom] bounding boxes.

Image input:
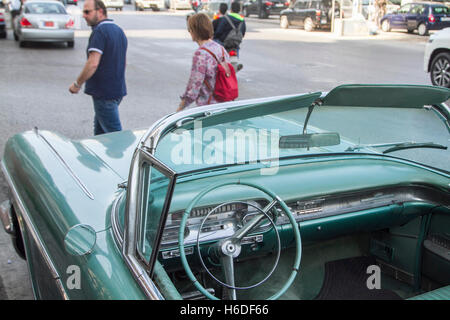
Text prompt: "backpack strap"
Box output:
[[199, 46, 227, 104], [200, 47, 220, 63], [224, 15, 236, 30]]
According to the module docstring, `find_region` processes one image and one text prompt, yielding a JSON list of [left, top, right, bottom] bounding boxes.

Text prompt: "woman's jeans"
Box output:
[[92, 97, 123, 135]]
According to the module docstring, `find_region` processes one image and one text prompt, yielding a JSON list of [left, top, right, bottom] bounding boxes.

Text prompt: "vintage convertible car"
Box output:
[[1, 84, 450, 300]]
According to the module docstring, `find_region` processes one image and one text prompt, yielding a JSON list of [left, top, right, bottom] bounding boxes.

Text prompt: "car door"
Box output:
[[292, 0, 308, 26], [390, 3, 411, 29], [406, 4, 424, 30]]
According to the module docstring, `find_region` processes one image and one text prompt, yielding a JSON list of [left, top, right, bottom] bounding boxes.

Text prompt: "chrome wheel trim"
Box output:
[[418, 24, 427, 36], [432, 57, 450, 87]]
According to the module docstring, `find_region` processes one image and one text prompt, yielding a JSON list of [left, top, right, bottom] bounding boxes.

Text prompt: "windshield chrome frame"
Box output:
[[120, 94, 305, 299]]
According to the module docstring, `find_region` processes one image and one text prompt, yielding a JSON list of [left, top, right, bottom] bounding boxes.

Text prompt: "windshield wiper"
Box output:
[[346, 141, 448, 154]]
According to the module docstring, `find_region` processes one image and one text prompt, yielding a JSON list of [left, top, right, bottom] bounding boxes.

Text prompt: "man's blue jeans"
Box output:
[[92, 97, 123, 136]]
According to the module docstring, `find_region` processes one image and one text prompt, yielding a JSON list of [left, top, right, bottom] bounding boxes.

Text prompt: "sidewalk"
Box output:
[[244, 15, 429, 42]]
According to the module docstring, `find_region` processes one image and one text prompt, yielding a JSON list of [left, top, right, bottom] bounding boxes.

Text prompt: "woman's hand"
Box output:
[[177, 99, 186, 112]]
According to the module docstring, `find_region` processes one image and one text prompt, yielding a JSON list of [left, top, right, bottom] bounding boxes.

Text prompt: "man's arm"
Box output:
[[69, 51, 102, 94]]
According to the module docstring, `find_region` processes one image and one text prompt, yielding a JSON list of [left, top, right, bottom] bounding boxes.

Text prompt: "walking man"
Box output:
[[213, 1, 246, 54], [69, 0, 127, 136]]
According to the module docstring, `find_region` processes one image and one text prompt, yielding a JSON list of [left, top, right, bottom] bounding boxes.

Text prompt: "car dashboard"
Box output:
[[157, 157, 450, 270]]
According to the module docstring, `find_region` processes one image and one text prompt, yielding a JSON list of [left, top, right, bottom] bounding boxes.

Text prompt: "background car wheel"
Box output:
[[19, 41, 26, 47], [430, 52, 450, 88], [280, 15, 289, 29], [67, 41, 74, 48], [304, 17, 313, 32], [418, 23, 428, 36], [381, 20, 390, 32]]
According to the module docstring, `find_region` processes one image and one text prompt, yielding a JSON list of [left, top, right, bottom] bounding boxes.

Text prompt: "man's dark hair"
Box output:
[[219, 3, 228, 14], [231, 1, 240, 13], [94, 0, 107, 17]]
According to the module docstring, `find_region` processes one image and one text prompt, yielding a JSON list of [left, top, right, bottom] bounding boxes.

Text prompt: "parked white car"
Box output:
[[135, 0, 165, 10], [424, 27, 450, 88], [102, 0, 124, 10], [169, 0, 191, 10]]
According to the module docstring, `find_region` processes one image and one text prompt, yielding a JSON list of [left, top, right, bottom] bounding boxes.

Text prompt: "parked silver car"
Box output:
[[13, 0, 74, 48]]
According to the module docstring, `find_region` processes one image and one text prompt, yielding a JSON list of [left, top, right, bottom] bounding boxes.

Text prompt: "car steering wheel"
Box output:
[[178, 180, 302, 300]]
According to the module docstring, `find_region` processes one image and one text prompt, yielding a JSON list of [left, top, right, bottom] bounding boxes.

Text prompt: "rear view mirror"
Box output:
[[279, 133, 340, 149]]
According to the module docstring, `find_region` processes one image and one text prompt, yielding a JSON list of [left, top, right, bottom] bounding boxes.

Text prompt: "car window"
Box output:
[[295, 1, 308, 9], [310, 1, 320, 9], [24, 3, 66, 14], [397, 4, 411, 13], [410, 4, 425, 14], [433, 6, 449, 14], [137, 163, 172, 264]]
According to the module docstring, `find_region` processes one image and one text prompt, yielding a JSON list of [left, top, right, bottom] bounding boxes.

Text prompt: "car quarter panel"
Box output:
[[1, 130, 146, 299]]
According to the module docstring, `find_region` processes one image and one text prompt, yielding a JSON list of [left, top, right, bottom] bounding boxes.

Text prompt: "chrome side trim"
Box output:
[[111, 192, 124, 245], [34, 128, 94, 200], [1, 161, 69, 300]]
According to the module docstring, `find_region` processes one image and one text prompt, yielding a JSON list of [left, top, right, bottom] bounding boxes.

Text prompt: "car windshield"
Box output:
[[154, 102, 450, 174], [432, 6, 449, 14], [25, 2, 66, 14]]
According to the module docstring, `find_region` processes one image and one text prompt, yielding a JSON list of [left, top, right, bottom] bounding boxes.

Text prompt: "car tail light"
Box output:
[[65, 18, 74, 29], [429, 14, 435, 23], [316, 10, 321, 16], [229, 50, 237, 56], [265, 1, 273, 6], [284, 1, 289, 6], [20, 17, 33, 28]]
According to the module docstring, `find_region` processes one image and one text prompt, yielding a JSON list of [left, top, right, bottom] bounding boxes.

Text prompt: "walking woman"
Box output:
[[177, 13, 230, 112]]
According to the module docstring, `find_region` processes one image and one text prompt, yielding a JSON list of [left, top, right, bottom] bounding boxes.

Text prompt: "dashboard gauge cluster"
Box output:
[[160, 200, 272, 250]]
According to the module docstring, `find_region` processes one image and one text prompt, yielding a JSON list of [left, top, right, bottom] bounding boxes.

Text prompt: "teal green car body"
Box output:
[[1, 84, 450, 300]]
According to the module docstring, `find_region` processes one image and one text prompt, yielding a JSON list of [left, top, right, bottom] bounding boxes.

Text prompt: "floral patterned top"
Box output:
[[181, 40, 230, 108]]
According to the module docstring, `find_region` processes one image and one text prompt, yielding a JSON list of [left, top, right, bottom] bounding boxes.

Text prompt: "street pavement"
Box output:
[[0, 2, 435, 300]]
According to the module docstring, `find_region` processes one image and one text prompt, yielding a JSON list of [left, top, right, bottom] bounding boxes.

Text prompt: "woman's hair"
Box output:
[[187, 13, 213, 41]]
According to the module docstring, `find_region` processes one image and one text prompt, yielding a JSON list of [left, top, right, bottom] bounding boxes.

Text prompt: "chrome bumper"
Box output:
[[20, 29, 74, 42]]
